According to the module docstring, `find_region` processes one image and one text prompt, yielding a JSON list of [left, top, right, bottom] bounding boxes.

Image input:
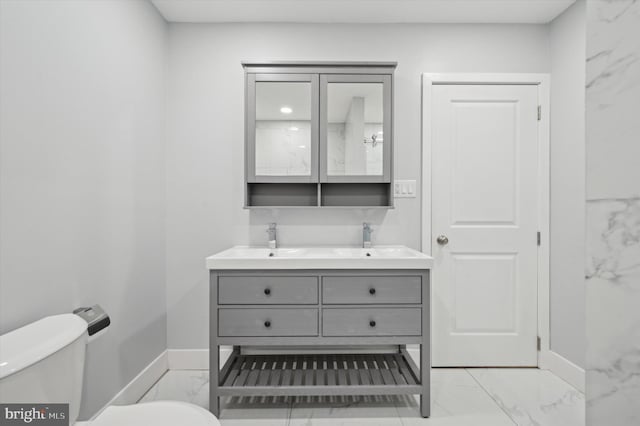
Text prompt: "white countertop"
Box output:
[[206, 245, 433, 270]]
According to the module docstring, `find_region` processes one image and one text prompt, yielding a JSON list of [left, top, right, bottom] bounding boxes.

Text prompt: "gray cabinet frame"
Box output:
[[319, 74, 393, 183], [209, 269, 430, 418], [243, 62, 396, 208], [246, 73, 320, 183]]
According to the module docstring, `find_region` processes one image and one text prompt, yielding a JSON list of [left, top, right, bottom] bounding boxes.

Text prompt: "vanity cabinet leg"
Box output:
[[210, 270, 220, 417], [420, 271, 431, 418], [210, 344, 220, 417], [420, 343, 430, 418], [420, 395, 429, 418], [211, 396, 220, 418]]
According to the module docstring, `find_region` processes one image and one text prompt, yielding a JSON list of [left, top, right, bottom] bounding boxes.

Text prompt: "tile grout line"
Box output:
[[393, 396, 406, 426], [285, 397, 293, 426], [465, 369, 519, 426]]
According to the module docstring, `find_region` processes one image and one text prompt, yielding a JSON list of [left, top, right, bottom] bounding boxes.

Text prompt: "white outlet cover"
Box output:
[[394, 180, 416, 198]]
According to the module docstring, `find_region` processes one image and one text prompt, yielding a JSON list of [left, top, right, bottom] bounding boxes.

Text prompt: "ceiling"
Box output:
[[151, 0, 575, 24]]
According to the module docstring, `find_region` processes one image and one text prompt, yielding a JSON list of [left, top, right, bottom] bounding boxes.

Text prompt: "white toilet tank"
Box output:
[[0, 314, 88, 425]]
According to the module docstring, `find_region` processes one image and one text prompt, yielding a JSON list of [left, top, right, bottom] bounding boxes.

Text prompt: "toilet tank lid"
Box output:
[[0, 314, 87, 380]]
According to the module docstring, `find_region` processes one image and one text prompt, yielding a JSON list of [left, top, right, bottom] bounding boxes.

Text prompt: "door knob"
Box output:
[[436, 235, 449, 245]]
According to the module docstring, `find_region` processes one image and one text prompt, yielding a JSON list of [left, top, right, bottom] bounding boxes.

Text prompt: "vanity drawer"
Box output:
[[322, 276, 421, 304], [218, 276, 318, 304], [322, 308, 421, 336], [218, 308, 318, 337]]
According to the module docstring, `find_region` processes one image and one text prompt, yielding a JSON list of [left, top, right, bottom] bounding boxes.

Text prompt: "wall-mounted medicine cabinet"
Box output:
[[244, 61, 396, 208]]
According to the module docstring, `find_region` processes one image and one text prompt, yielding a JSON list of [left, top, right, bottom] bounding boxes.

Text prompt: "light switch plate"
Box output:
[[394, 180, 416, 198]]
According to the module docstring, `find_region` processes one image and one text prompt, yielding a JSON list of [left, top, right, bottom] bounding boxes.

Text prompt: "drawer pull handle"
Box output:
[[264, 288, 271, 295], [369, 288, 376, 295], [369, 320, 376, 327], [264, 320, 271, 328]]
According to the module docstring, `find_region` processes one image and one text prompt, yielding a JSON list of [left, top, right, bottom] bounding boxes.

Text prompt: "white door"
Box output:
[[431, 84, 539, 367]]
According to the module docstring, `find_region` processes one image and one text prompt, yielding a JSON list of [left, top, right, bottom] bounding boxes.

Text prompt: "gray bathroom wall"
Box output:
[[165, 22, 551, 349], [0, 0, 167, 419], [549, 0, 586, 369], [586, 1, 640, 424]]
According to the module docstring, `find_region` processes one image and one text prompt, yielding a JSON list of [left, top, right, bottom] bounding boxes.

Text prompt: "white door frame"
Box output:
[[421, 73, 551, 367]]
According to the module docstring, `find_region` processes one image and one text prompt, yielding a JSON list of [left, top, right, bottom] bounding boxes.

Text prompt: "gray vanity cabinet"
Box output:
[[243, 62, 396, 208], [209, 269, 430, 418]]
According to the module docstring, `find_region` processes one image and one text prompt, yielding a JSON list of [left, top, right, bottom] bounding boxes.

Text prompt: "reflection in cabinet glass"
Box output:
[[255, 81, 312, 177], [327, 83, 384, 176], [247, 73, 319, 183], [320, 74, 392, 183]]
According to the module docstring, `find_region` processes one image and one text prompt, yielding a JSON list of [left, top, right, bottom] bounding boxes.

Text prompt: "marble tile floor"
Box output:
[[139, 364, 584, 426]]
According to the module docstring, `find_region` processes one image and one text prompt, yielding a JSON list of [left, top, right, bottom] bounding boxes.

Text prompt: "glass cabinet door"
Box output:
[[320, 74, 391, 182], [247, 74, 319, 182]]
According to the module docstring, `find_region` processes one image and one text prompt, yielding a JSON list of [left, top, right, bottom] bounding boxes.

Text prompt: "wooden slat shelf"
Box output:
[[218, 352, 421, 396]]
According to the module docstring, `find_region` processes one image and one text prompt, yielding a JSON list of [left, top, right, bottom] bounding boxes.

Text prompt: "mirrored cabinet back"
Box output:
[[244, 61, 396, 208]]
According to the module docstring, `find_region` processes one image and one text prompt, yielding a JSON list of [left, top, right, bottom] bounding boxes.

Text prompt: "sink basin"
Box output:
[[206, 245, 433, 270]]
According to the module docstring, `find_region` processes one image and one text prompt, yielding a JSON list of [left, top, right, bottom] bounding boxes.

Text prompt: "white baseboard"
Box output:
[[540, 350, 585, 393], [90, 350, 168, 420]]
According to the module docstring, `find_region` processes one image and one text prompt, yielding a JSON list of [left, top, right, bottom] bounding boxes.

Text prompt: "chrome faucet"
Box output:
[[363, 223, 373, 249], [267, 223, 277, 249]]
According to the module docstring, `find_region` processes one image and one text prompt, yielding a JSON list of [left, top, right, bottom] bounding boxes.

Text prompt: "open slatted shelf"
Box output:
[[218, 352, 422, 396]]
